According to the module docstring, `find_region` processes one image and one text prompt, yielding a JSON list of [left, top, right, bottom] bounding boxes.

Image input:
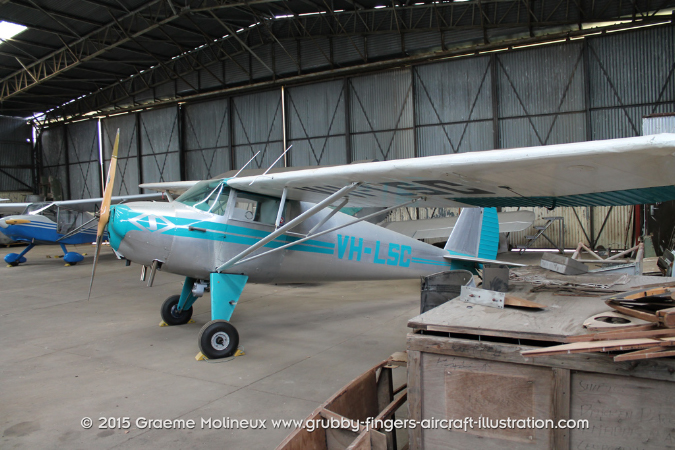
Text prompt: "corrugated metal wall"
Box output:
[[0, 116, 32, 192], [138, 107, 180, 183], [40, 125, 68, 200], [287, 80, 347, 167], [232, 90, 284, 170], [101, 113, 139, 196], [183, 99, 230, 180], [349, 69, 414, 161], [32, 25, 674, 249], [414, 56, 494, 156], [65, 120, 100, 199]]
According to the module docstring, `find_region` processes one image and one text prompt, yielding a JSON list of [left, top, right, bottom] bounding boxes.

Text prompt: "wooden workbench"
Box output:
[[406, 272, 675, 450]]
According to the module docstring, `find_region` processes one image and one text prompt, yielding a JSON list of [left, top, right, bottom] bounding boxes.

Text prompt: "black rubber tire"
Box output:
[[8, 261, 19, 267], [198, 320, 239, 359], [160, 294, 193, 326]]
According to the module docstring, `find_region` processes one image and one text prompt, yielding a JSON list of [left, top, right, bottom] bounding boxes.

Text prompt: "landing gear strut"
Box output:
[[159, 273, 248, 359], [5, 243, 34, 266]]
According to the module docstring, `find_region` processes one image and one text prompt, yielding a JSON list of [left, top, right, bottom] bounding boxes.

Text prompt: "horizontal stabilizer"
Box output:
[[442, 254, 526, 267], [382, 210, 535, 240]]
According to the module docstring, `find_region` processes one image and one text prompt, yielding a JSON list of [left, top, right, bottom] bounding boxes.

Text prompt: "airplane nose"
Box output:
[[0, 218, 7, 228], [108, 202, 176, 266]]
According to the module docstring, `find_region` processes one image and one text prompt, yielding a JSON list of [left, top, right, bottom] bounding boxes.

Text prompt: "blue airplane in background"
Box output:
[[0, 194, 163, 266]]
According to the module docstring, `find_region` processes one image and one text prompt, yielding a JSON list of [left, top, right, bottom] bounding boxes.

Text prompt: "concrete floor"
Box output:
[[0, 243, 427, 449]]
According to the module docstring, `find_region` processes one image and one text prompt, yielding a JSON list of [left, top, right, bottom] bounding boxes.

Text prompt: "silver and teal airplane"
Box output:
[[90, 132, 675, 359]]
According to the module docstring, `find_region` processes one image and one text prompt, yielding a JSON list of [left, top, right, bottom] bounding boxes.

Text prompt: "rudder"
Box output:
[[444, 207, 499, 260]]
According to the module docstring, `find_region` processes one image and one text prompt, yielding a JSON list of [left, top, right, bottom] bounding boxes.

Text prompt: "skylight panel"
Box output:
[[0, 21, 27, 41]]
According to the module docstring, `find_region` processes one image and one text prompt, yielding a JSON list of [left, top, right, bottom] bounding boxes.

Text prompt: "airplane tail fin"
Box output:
[[444, 207, 499, 260]]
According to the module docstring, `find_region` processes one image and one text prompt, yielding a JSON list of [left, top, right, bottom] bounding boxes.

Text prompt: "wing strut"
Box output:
[[215, 182, 361, 272], [308, 197, 349, 235], [231, 196, 422, 267]]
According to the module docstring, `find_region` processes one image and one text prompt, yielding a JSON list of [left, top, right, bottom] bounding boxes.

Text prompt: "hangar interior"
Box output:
[[1, 1, 675, 449], [2, 1, 675, 251]]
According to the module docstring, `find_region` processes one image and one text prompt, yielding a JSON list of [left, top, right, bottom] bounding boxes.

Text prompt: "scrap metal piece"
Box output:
[[540, 253, 589, 275], [459, 285, 505, 309]]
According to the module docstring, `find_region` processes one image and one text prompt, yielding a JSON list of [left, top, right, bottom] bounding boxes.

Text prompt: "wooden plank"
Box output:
[[656, 306, 675, 327], [325, 368, 379, 423], [376, 368, 393, 412], [565, 328, 675, 343], [276, 411, 327, 450], [326, 427, 360, 450], [622, 287, 673, 300], [407, 334, 675, 382], [370, 429, 388, 450], [605, 301, 659, 322], [375, 391, 408, 422], [552, 368, 570, 450], [613, 347, 675, 362], [347, 430, 371, 450], [504, 294, 546, 309], [424, 324, 569, 343], [375, 367, 395, 450], [406, 350, 422, 450], [521, 338, 672, 357]]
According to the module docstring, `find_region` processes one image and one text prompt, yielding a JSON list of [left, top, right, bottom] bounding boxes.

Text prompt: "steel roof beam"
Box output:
[[0, 0, 284, 102]]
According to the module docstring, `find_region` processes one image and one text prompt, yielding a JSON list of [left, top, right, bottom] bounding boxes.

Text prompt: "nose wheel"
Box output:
[[198, 320, 239, 359], [160, 294, 193, 326]]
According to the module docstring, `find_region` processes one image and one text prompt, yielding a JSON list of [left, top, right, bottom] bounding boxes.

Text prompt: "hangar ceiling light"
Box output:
[[0, 21, 26, 42]]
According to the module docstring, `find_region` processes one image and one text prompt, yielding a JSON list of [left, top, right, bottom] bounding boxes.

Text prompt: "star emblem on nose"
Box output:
[[128, 214, 175, 233]]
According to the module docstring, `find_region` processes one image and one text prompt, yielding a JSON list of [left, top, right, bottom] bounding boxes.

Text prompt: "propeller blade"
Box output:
[[88, 129, 120, 300], [56, 215, 98, 242]]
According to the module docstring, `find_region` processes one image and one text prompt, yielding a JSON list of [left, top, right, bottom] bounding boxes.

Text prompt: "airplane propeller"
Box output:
[[88, 129, 120, 300]]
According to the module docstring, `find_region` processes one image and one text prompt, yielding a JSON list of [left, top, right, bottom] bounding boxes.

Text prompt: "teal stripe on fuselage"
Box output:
[[113, 205, 335, 256], [411, 257, 452, 267]]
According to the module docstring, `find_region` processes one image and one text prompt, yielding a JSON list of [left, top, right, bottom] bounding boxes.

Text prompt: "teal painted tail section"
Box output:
[[444, 207, 499, 260], [477, 207, 499, 260]]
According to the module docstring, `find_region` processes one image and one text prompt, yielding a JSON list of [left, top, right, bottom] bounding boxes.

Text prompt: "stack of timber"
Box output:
[[522, 286, 675, 362], [522, 328, 675, 361], [605, 286, 675, 326], [276, 353, 408, 450], [407, 274, 675, 450]]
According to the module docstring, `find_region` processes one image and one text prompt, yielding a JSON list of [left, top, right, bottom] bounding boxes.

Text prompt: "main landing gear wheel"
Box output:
[[160, 294, 193, 326], [198, 320, 239, 359]]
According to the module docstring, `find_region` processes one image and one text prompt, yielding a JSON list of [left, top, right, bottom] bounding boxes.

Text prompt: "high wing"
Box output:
[[0, 193, 165, 215], [226, 134, 675, 208]]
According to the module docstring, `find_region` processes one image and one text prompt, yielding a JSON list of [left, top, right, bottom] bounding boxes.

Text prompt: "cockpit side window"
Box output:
[[231, 191, 282, 226], [175, 180, 229, 215]]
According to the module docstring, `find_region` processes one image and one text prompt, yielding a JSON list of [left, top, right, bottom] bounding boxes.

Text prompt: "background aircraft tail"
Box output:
[[444, 207, 499, 260]]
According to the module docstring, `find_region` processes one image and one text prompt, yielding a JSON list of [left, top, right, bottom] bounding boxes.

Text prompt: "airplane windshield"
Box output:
[[175, 180, 229, 215], [23, 202, 57, 222]]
